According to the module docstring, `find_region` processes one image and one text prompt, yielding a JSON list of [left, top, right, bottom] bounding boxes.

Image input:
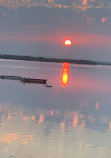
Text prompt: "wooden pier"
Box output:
[[0, 75, 47, 85], [21, 78, 47, 84]]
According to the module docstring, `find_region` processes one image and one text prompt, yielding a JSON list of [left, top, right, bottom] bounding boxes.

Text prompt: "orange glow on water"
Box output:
[[102, 17, 106, 23], [73, 112, 78, 127], [39, 114, 44, 124], [82, 0, 87, 5], [62, 62, 69, 87], [64, 39, 72, 46]]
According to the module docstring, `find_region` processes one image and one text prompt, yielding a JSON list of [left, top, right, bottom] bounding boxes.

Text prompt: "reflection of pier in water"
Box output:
[[0, 75, 47, 85]]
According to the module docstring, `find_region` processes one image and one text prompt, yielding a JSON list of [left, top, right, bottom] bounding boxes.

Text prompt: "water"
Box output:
[[0, 59, 111, 157]]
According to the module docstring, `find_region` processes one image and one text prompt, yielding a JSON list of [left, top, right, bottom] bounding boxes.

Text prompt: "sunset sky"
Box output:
[[0, 0, 111, 61]]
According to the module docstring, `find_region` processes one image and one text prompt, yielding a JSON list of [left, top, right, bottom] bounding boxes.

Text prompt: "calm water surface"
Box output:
[[0, 59, 111, 158]]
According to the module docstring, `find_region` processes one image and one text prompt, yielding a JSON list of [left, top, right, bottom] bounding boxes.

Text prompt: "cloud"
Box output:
[[0, 6, 111, 35], [54, 0, 73, 6]]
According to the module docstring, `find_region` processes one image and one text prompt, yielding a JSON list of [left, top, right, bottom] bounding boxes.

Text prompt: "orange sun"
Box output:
[[64, 39, 72, 46]]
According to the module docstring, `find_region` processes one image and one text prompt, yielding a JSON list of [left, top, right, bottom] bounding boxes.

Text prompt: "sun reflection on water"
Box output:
[[62, 62, 70, 87]]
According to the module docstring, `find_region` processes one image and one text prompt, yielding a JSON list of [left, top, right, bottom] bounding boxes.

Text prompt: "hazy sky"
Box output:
[[0, 0, 111, 61]]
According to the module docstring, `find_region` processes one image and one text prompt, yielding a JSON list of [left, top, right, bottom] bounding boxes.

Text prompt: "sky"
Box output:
[[0, 0, 111, 61]]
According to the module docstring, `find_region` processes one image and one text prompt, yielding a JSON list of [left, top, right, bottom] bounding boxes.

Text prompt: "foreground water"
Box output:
[[0, 59, 111, 158]]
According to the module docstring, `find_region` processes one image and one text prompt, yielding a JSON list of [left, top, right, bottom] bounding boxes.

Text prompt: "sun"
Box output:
[[64, 39, 72, 46]]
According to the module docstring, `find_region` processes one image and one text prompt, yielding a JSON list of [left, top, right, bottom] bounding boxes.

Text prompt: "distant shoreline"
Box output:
[[0, 54, 110, 66]]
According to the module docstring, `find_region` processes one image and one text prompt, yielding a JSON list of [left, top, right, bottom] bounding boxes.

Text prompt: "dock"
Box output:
[[21, 78, 47, 84], [0, 75, 47, 85]]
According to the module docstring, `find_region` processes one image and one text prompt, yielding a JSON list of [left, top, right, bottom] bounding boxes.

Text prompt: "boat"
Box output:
[[44, 85, 52, 88]]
